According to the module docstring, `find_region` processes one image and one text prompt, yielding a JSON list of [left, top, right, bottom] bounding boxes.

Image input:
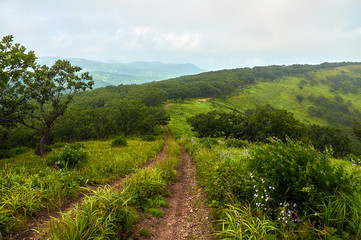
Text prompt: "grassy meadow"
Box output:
[[0, 138, 164, 234]]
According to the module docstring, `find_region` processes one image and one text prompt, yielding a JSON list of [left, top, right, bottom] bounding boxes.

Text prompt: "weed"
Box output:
[[136, 227, 152, 236], [111, 136, 127, 147], [47, 144, 88, 170], [148, 208, 164, 218]]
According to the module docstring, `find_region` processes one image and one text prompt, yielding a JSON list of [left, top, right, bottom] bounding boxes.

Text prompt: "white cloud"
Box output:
[[0, 0, 361, 69]]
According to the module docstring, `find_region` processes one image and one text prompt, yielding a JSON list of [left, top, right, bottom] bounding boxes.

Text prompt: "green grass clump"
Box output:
[[111, 136, 127, 147], [225, 138, 249, 148], [148, 208, 164, 218], [182, 137, 361, 239], [248, 138, 355, 210], [48, 187, 137, 239], [47, 145, 88, 170]]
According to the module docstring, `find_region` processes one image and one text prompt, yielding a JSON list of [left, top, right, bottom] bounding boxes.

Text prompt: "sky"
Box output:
[[1, 0, 361, 70]]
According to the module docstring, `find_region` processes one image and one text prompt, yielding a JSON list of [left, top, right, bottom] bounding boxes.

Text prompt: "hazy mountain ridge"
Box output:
[[38, 57, 204, 88]]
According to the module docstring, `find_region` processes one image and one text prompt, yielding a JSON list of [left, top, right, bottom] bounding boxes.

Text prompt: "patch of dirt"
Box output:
[[132, 147, 215, 240], [196, 97, 212, 102], [9, 126, 170, 240], [163, 103, 175, 110]]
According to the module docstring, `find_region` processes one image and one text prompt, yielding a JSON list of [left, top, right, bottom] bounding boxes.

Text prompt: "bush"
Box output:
[[141, 135, 156, 142], [225, 138, 249, 148], [111, 136, 127, 147], [69, 142, 85, 150], [47, 145, 88, 170], [199, 137, 218, 148], [0, 147, 31, 159], [248, 138, 355, 212]]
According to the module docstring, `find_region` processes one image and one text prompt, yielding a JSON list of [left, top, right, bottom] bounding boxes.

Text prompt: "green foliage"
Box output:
[[47, 139, 181, 239], [307, 124, 351, 157], [48, 188, 137, 240], [248, 138, 354, 211], [47, 145, 88, 170], [148, 208, 164, 218], [183, 137, 361, 238], [352, 118, 361, 141], [199, 137, 218, 148], [125, 168, 166, 208], [188, 111, 242, 138], [0, 147, 30, 159], [225, 138, 249, 148], [217, 204, 278, 239], [141, 134, 156, 142], [111, 136, 127, 147], [0, 36, 94, 155], [188, 107, 306, 143]]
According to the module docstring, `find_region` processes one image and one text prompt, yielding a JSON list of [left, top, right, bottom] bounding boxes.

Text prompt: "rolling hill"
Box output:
[[37, 57, 204, 88]]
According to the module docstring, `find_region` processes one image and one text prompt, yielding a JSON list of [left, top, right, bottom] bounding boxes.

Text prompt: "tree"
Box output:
[[0, 35, 93, 155], [351, 118, 361, 141], [307, 124, 351, 157], [0, 35, 37, 145]]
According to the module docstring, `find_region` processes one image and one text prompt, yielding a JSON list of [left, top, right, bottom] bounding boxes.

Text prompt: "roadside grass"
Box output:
[[0, 138, 164, 235], [45, 139, 182, 239], [181, 137, 361, 239]]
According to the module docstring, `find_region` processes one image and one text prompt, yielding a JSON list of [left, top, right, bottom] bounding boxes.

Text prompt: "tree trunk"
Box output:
[[37, 127, 50, 156]]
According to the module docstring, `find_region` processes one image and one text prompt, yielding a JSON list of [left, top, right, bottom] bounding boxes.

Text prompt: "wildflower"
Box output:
[[254, 194, 258, 197]]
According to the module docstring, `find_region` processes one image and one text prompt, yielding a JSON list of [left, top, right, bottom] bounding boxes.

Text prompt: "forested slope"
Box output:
[[3, 61, 361, 155]]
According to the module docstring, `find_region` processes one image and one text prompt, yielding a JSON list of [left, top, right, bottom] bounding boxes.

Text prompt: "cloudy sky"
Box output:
[[1, 0, 361, 70]]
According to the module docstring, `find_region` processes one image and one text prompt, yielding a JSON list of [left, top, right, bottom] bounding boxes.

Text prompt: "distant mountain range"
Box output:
[[38, 57, 204, 88]]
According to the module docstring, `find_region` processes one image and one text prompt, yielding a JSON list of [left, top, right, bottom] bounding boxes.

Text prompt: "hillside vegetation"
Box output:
[[2, 37, 361, 239]]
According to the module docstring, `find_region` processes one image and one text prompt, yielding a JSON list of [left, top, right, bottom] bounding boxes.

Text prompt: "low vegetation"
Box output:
[[181, 137, 361, 239], [0, 138, 164, 235], [46, 139, 181, 239]]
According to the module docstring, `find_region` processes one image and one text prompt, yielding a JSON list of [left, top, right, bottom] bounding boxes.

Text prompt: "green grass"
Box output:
[[0, 138, 164, 234], [181, 137, 361, 239], [167, 99, 231, 138], [45, 138, 182, 239]]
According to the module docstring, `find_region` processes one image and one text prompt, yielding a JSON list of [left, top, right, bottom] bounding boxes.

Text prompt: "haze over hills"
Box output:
[[38, 57, 204, 88]]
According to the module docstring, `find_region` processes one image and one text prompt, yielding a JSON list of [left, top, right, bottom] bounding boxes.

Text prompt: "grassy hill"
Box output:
[[161, 63, 361, 135]]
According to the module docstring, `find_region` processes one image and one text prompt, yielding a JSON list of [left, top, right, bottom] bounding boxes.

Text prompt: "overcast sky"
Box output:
[[1, 0, 361, 70]]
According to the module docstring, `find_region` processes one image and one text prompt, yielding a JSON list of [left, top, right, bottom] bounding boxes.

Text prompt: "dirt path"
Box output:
[[283, 87, 307, 112], [132, 141, 214, 239], [10, 127, 170, 240], [196, 97, 212, 102]]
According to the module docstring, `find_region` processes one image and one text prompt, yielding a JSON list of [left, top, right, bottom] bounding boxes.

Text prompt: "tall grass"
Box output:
[[0, 139, 164, 234], [45, 139, 182, 239], [181, 137, 361, 239]]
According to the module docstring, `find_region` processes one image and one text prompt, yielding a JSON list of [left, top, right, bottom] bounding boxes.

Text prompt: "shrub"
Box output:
[[141, 134, 156, 142], [248, 138, 355, 212], [225, 138, 249, 148], [111, 136, 127, 147], [199, 137, 218, 148], [47, 145, 88, 170], [51, 142, 66, 149], [0, 147, 31, 159], [69, 142, 85, 150]]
